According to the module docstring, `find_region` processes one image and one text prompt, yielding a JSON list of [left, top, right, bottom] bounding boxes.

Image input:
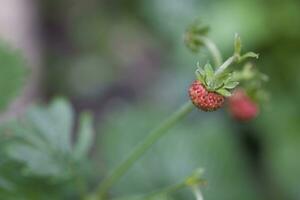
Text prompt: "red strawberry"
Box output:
[[188, 80, 225, 112], [228, 89, 258, 121]]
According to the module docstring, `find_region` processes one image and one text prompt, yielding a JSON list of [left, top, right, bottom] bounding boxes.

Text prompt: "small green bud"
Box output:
[[184, 20, 209, 52]]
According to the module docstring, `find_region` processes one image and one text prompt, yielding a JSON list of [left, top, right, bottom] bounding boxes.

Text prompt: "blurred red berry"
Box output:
[[188, 80, 225, 112], [228, 89, 259, 121]]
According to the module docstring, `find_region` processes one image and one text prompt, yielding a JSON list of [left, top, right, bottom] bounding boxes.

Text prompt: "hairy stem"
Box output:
[[95, 101, 194, 199]]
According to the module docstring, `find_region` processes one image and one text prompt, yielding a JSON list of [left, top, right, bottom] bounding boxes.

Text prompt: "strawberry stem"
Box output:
[[192, 186, 204, 200], [214, 55, 238, 76], [198, 36, 223, 67], [142, 180, 187, 198], [94, 101, 194, 199]]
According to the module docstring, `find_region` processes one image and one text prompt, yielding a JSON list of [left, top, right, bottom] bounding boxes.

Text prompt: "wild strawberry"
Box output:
[[189, 80, 225, 111], [228, 89, 258, 121], [188, 62, 240, 112], [187, 34, 260, 112]]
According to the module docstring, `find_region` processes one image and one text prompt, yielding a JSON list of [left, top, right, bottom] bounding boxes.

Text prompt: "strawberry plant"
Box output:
[[0, 20, 268, 200], [88, 21, 268, 199]]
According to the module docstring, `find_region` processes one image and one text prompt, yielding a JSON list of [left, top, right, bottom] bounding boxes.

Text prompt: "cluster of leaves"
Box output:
[[185, 19, 260, 98], [195, 62, 239, 97], [233, 63, 269, 102], [0, 99, 94, 199]]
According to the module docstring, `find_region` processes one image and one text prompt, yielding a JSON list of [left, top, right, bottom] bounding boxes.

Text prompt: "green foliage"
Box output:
[[0, 43, 27, 111], [192, 33, 260, 97], [195, 62, 237, 96], [3, 0, 299, 199], [0, 98, 94, 199], [99, 104, 264, 200]]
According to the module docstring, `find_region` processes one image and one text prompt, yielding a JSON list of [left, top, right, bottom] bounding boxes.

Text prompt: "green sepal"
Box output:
[[204, 63, 214, 87], [191, 33, 261, 97], [204, 63, 214, 76], [217, 73, 232, 85], [196, 62, 206, 76], [195, 62, 206, 84], [213, 73, 232, 90], [211, 81, 224, 90], [239, 52, 259, 62], [195, 69, 205, 84], [216, 88, 231, 97], [224, 81, 239, 89]]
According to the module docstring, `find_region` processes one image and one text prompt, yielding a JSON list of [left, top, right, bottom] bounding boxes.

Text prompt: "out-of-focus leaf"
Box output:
[[0, 177, 14, 191], [216, 88, 231, 97], [27, 98, 73, 153], [7, 144, 64, 177], [224, 81, 239, 89], [0, 98, 95, 199], [73, 112, 94, 159], [2, 99, 75, 179]]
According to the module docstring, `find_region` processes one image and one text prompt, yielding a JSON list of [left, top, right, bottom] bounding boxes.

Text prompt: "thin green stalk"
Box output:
[[96, 101, 194, 199], [198, 36, 223, 67], [214, 55, 237, 76], [143, 181, 186, 199], [192, 186, 204, 200]]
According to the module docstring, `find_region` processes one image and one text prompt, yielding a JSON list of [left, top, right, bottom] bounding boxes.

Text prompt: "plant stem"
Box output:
[[192, 186, 204, 200], [143, 181, 186, 199], [198, 36, 223, 67], [95, 101, 194, 199], [214, 55, 237, 76]]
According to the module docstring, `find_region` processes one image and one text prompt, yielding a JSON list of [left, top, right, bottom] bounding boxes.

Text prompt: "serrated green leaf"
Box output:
[[27, 98, 73, 153], [0, 43, 27, 110], [6, 144, 65, 177], [216, 88, 231, 97], [27, 107, 59, 148], [73, 112, 94, 159], [224, 81, 239, 89], [0, 98, 90, 181], [7, 121, 48, 150]]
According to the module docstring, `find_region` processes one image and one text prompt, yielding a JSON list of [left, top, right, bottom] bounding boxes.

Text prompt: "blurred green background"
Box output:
[[1, 0, 300, 199]]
